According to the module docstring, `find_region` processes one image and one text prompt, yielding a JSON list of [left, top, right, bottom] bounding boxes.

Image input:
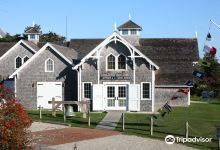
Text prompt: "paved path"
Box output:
[[48, 135, 197, 150], [30, 122, 197, 150], [96, 111, 123, 130]]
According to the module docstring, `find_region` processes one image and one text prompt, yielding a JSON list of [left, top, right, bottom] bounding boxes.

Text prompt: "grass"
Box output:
[[26, 110, 106, 128], [115, 102, 220, 150]]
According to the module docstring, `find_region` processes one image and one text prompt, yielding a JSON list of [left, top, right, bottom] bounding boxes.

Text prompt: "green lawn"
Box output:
[[26, 110, 106, 128], [115, 103, 220, 150]]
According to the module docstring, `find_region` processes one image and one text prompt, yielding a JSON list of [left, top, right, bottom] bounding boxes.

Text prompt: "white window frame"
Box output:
[[15, 56, 22, 69], [130, 29, 137, 35], [117, 53, 127, 71], [106, 53, 116, 71], [141, 82, 151, 100], [122, 29, 128, 35], [23, 55, 29, 63], [30, 34, 35, 39], [82, 82, 92, 100], [45, 58, 54, 72]]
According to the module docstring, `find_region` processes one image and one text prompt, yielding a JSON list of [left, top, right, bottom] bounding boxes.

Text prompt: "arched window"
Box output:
[[107, 54, 115, 70], [15, 56, 22, 69], [118, 54, 126, 70], [45, 58, 54, 72], [23, 56, 29, 63]]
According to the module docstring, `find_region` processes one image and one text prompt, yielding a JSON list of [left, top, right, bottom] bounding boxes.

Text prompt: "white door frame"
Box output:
[[103, 82, 130, 110]]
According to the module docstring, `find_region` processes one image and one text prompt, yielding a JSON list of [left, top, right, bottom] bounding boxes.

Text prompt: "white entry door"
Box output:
[[106, 85, 127, 110], [37, 82, 62, 109]]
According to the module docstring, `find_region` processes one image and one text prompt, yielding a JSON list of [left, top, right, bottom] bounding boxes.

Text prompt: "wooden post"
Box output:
[[88, 110, 90, 127], [122, 113, 125, 131], [150, 116, 153, 136], [63, 104, 66, 122], [185, 121, 189, 138], [39, 105, 42, 119], [52, 98, 56, 117], [82, 103, 87, 119]]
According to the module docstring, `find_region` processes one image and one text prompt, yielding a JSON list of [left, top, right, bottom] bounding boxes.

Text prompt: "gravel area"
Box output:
[[49, 135, 197, 150], [29, 122, 68, 132]]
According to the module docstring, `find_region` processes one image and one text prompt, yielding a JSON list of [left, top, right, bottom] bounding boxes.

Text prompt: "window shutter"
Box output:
[[92, 84, 103, 111], [128, 84, 140, 111]]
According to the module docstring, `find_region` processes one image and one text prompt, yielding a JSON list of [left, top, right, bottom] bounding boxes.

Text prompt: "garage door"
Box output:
[[37, 82, 62, 109]]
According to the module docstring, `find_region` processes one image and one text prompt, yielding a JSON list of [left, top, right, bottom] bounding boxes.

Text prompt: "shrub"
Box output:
[[0, 85, 32, 150]]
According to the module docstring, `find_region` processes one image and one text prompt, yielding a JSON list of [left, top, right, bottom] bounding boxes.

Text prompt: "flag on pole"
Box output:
[[163, 102, 172, 114], [210, 47, 217, 56], [206, 32, 211, 41], [193, 70, 204, 79], [203, 45, 211, 53]]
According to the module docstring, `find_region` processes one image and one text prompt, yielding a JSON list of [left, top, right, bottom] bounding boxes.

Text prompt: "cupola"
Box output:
[[24, 21, 41, 44]]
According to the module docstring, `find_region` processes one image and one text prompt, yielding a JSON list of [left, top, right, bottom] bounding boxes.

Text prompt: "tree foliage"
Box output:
[[0, 33, 22, 42], [40, 31, 65, 42], [194, 53, 220, 98]]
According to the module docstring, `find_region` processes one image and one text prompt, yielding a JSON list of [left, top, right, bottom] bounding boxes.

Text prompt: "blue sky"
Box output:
[[1, 0, 220, 60]]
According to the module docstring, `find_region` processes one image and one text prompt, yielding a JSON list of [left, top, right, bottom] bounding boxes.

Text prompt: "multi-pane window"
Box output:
[[142, 83, 150, 99], [118, 86, 126, 98], [122, 30, 128, 35], [107, 54, 115, 70], [15, 56, 22, 69], [118, 55, 126, 70], [23, 56, 29, 63], [83, 83, 92, 99], [131, 29, 137, 35], [30, 34, 35, 39], [45, 58, 54, 72], [107, 86, 115, 98]]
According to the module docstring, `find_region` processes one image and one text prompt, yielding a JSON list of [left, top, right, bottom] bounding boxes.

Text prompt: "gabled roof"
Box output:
[[72, 32, 159, 70], [24, 27, 40, 34], [117, 20, 142, 30], [0, 42, 16, 57], [69, 37, 199, 85], [0, 40, 39, 61], [9, 43, 78, 78]]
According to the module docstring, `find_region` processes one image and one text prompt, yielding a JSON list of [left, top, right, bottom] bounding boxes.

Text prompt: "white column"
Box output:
[[97, 51, 100, 84], [79, 67, 82, 101], [133, 57, 136, 84], [14, 75, 17, 98], [188, 88, 191, 106], [152, 69, 155, 112]]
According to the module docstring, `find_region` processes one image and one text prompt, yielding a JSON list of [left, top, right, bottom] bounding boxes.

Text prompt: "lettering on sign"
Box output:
[[100, 76, 131, 80]]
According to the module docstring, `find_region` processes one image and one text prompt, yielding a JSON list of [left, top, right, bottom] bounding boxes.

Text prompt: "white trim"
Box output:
[[188, 89, 190, 106], [0, 40, 37, 62], [155, 85, 193, 88], [141, 82, 151, 100], [9, 43, 72, 78], [106, 53, 116, 71], [79, 67, 82, 101], [14, 56, 22, 69], [14, 75, 17, 98], [45, 58, 54, 72], [152, 70, 155, 112], [82, 82, 93, 100], [72, 32, 159, 70]]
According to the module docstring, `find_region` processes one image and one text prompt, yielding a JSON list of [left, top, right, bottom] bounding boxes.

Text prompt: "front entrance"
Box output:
[[106, 85, 127, 110]]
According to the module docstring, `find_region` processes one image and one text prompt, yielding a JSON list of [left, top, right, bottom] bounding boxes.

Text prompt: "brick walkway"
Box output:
[[31, 127, 120, 147]]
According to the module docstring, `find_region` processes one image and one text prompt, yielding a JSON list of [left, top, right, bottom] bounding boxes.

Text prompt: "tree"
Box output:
[[24, 24, 41, 33], [40, 31, 65, 42], [194, 51, 220, 98], [0, 33, 22, 42]]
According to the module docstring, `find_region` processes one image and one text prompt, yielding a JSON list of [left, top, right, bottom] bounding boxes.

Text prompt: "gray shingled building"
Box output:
[[0, 19, 199, 112]]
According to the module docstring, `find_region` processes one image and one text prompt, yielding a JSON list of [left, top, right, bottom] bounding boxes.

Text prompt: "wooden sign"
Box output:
[[100, 76, 131, 80]]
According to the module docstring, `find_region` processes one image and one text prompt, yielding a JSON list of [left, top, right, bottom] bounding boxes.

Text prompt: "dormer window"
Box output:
[[15, 56, 22, 69], [30, 34, 35, 39], [122, 30, 128, 35], [131, 29, 137, 35], [45, 58, 54, 72]]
